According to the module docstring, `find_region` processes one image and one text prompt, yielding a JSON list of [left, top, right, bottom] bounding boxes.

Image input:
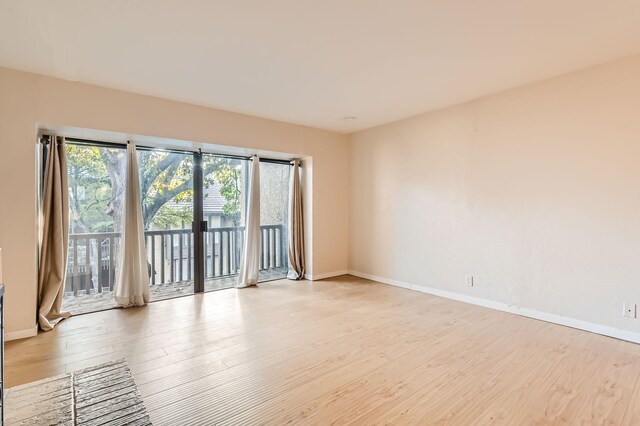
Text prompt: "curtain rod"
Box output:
[[41, 135, 299, 166]]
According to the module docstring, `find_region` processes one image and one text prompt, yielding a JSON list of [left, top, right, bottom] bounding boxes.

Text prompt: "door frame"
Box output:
[[193, 150, 205, 293]]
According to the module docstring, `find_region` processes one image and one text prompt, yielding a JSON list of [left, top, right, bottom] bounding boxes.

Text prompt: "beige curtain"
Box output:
[[114, 143, 150, 306], [287, 160, 305, 280], [38, 135, 71, 331], [237, 156, 261, 288]]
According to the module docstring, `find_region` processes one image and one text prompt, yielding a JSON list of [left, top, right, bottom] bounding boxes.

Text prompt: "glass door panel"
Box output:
[[137, 149, 195, 301], [201, 155, 249, 291], [62, 143, 127, 314], [259, 162, 290, 281]]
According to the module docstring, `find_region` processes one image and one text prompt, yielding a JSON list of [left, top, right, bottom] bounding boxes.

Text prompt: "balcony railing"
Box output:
[[64, 224, 287, 297]]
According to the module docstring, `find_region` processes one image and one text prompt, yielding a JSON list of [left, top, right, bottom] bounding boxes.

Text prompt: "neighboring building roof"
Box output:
[[167, 181, 227, 215], [203, 182, 227, 214]]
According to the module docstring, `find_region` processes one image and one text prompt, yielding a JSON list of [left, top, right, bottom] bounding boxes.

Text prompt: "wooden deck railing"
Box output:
[[64, 224, 287, 296]]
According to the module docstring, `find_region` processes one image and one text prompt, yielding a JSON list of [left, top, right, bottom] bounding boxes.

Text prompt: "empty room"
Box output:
[[1, 0, 640, 424]]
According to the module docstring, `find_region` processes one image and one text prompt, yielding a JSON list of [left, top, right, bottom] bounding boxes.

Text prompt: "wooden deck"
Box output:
[[7, 275, 640, 424], [62, 268, 287, 315]]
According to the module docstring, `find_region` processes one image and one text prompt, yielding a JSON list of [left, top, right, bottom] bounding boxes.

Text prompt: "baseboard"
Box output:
[[6, 324, 38, 341], [304, 270, 349, 281], [348, 270, 640, 344]]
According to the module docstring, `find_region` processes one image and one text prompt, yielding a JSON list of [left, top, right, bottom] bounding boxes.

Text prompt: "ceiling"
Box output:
[[2, 1, 640, 133]]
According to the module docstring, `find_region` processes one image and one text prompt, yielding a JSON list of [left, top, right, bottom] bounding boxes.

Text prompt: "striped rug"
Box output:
[[5, 359, 151, 425]]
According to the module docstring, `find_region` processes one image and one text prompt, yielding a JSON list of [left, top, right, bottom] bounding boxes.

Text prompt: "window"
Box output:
[[57, 138, 293, 314]]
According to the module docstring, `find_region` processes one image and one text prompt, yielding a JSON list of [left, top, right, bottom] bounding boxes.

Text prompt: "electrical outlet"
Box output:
[[623, 303, 637, 319], [465, 274, 474, 287]]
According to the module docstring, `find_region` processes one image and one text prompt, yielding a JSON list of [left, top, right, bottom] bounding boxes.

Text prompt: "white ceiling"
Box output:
[[2, 1, 640, 133]]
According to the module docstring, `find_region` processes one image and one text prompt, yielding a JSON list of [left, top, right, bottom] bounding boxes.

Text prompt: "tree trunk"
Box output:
[[102, 150, 127, 232]]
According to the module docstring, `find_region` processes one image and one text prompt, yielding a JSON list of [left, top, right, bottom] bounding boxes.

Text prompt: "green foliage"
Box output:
[[67, 144, 116, 232], [152, 204, 193, 229], [212, 161, 243, 218], [138, 150, 195, 226], [66, 144, 244, 233]]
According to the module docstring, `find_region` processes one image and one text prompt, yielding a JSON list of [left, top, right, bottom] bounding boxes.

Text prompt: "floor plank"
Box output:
[[6, 276, 640, 425]]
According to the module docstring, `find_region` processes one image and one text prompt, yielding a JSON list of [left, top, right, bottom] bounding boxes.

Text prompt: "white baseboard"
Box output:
[[6, 324, 38, 341], [348, 270, 640, 344], [304, 270, 349, 281]]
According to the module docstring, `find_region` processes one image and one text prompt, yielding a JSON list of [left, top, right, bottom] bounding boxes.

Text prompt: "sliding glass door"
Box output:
[[61, 140, 292, 314], [137, 149, 196, 301], [199, 157, 292, 289], [62, 143, 198, 311], [201, 155, 249, 291]]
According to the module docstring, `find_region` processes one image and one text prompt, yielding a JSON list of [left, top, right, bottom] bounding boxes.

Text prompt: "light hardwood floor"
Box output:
[[6, 275, 640, 424]]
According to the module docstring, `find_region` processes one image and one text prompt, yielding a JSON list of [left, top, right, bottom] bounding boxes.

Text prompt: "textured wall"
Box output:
[[349, 54, 640, 335]]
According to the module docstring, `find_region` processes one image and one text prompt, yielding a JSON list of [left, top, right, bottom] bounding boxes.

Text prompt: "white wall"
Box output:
[[349, 54, 640, 338], [0, 66, 348, 336]]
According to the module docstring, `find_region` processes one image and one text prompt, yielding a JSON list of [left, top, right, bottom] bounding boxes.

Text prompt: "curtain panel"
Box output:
[[114, 143, 150, 306], [237, 156, 261, 288], [287, 160, 305, 280], [38, 135, 71, 331]]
